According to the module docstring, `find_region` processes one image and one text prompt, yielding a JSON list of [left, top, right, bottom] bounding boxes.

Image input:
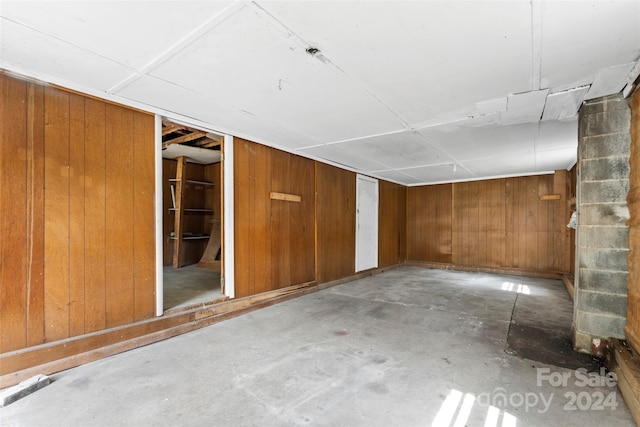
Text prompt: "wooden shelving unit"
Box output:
[[170, 156, 214, 268]]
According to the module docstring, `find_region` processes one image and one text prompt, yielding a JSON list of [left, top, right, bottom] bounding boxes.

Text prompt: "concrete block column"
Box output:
[[574, 93, 631, 353]]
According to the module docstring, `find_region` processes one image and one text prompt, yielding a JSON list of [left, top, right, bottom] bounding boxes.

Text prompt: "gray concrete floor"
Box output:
[[163, 265, 224, 311], [0, 266, 633, 426]]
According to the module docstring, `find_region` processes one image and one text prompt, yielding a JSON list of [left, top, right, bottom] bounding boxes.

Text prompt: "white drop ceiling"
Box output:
[[2, 1, 639, 185]]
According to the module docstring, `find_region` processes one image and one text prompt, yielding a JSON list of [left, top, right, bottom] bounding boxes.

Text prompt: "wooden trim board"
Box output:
[[270, 192, 301, 202]]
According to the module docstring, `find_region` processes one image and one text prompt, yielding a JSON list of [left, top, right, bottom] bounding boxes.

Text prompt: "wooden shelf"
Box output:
[[170, 234, 210, 241], [169, 178, 214, 187], [169, 208, 213, 213], [171, 156, 215, 268]]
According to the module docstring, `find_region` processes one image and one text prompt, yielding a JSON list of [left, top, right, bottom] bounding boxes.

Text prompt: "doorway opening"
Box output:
[[161, 119, 226, 311]]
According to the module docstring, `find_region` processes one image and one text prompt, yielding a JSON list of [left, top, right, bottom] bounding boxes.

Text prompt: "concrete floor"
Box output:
[[163, 265, 224, 311], [0, 267, 633, 426]]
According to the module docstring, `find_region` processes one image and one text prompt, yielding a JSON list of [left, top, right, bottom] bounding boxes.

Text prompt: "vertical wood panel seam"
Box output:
[[82, 99, 86, 333], [103, 105, 107, 324], [67, 97, 71, 338], [133, 113, 137, 317], [24, 81, 30, 347]]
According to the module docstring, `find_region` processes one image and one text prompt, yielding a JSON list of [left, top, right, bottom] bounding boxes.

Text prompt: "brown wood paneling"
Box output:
[[436, 184, 453, 263], [487, 179, 506, 267], [0, 75, 28, 352], [316, 163, 356, 284], [379, 181, 406, 268], [43, 86, 71, 342], [133, 112, 156, 321], [252, 143, 273, 294], [84, 98, 107, 333], [408, 174, 570, 274], [26, 82, 45, 347], [69, 94, 86, 336], [105, 105, 135, 328], [289, 154, 316, 285], [407, 184, 452, 264], [270, 149, 291, 288], [1, 73, 156, 354], [234, 140, 315, 296]]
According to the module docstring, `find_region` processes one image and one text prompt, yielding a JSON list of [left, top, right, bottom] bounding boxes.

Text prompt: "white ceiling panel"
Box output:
[[1, 1, 235, 70], [330, 131, 449, 170], [475, 98, 508, 117], [536, 147, 576, 171], [118, 75, 320, 150], [399, 164, 475, 184], [537, 119, 578, 152], [372, 170, 424, 186], [0, 18, 133, 90], [541, 86, 589, 121], [419, 123, 538, 162], [585, 63, 637, 101], [148, 4, 405, 144], [258, 1, 533, 124], [500, 90, 549, 125], [462, 152, 536, 177], [540, 1, 640, 92], [299, 145, 389, 172]]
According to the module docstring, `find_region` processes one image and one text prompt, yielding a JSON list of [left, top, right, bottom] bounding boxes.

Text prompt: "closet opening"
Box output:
[[161, 119, 226, 312]]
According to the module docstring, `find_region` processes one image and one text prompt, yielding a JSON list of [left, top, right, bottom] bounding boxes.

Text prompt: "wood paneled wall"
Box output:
[[234, 139, 315, 297], [627, 89, 640, 352], [0, 74, 156, 353], [407, 172, 572, 274], [315, 163, 357, 283], [407, 183, 453, 264], [378, 181, 407, 268]]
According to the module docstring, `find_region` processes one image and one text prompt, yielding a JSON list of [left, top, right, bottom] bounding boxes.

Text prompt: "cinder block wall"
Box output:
[[574, 93, 631, 353]]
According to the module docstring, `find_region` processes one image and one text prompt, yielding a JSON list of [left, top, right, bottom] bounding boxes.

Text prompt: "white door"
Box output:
[[355, 174, 379, 272]]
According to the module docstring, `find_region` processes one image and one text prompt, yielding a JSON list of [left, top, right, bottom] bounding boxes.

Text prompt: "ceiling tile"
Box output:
[[540, 1, 640, 91], [541, 86, 588, 121], [118, 75, 320, 149], [418, 122, 538, 163], [148, 4, 405, 143], [500, 90, 549, 125], [585, 63, 636, 100], [258, 1, 533, 124], [1, 18, 133, 91], [474, 97, 507, 116], [536, 119, 577, 152], [372, 170, 424, 186], [330, 131, 449, 170], [461, 152, 536, 177], [536, 147, 576, 171], [298, 145, 389, 172], [399, 164, 474, 184], [1, 1, 235, 69]]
